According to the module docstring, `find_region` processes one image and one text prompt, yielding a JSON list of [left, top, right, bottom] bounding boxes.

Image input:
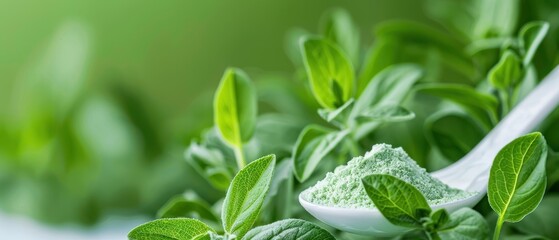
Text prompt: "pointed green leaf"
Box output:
[[301, 38, 354, 109], [185, 142, 233, 191], [416, 83, 498, 129], [222, 155, 276, 238], [437, 208, 489, 240], [489, 50, 523, 90], [214, 68, 257, 147], [488, 132, 547, 222], [321, 8, 360, 64], [128, 218, 214, 240], [317, 98, 354, 126], [242, 219, 335, 240], [519, 21, 549, 66], [292, 125, 349, 182], [362, 174, 431, 228]]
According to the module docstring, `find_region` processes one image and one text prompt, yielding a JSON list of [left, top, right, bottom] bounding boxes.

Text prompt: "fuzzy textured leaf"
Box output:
[[301, 38, 354, 109], [242, 219, 335, 240], [222, 154, 276, 238], [214, 68, 257, 147], [128, 218, 214, 240], [362, 174, 431, 228], [488, 132, 547, 222]]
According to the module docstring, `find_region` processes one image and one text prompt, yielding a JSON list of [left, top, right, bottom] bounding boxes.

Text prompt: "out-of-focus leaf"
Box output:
[[157, 192, 219, 223], [425, 111, 485, 162], [473, 0, 519, 39], [259, 159, 293, 223], [513, 195, 559, 239], [437, 208, 489, 240], [128, 218, 214, 240], [214, 68, 257, 147], [300, 38, 354, 109], [519, 21, 549, 66], [321, 8, 360, 64], [356, 105, 415, 123], [362, 174, 431, 228], [222, 155, 275, 238], [546, 149, 559, 188], [292, 125, 349, 182], [416, 83, 498, 129], [242, 219, 335, 240], [317, 98, 354, 127], [357, 37, 400, 95], [185, 142, 233, 191], [489, 50, 523, 90]]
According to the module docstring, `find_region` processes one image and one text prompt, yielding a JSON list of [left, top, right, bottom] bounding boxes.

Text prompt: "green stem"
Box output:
[[493, 216, 504, 240], [500, 89, 511, 118], [233, 145, 246, 169]]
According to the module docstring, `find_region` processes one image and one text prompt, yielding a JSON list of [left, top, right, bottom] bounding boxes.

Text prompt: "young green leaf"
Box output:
[[416, 83, 498, 129], [519, 21, 549, 66], [317, 98, 354, 126], [437, 208, 489, 240], [362, 174, 431, 228], [242, 219, 336, 240], [356, 105, 415, 123], [488, 50, 523, 90], [185, 142, 233, 191], [157, 194, 220, 223], [292, 125, 349, 182], [214, 67, 257, 147], [128, 218, 214, 240], [222, 154, 276, 238], [301, 38, 354, 109], [321, 8, 360, 64], [488, 132, 547, 239]]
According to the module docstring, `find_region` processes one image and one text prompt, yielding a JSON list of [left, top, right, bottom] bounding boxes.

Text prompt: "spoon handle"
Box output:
[[433, 66, 559, 191]]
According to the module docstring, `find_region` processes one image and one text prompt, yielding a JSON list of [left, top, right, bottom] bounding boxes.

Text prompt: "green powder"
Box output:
[[305, 144, 474, 208]]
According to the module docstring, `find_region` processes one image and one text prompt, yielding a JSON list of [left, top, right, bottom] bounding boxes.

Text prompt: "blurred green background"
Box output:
[[0, 0, 426, 225]]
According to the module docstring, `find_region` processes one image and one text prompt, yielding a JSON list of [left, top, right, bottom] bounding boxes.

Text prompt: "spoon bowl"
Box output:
[[299, 66, 559, 236]]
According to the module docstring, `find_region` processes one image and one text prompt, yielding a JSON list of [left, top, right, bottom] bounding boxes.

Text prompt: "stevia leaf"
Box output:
[[473, 0, 519, 39], [488, 50, 523, 90], [242, 219, 336, 240], [292, 125, 349, 182], [128, 218, 214, 240], [488, 132, 547, 222], [416, 83, 498, 129], [214, 68, 257, 147], [317, 98, 354, 126], [222, 154, 276, 238], [354, 64, 422, 115], [513, 195, 559, 239], [362, 174, 431, 228], [321, 8, 360, 64], [519, 22, 549, 66], [356, 105, 415, 123], [260, 159, 294, 223], [437, 208, 489, 240], [185, 142, 233, 191], [157, 193, 219, 223], [425, 111, 485, 162], [301, 38, 354, 109], [430, 208, 450, 228]]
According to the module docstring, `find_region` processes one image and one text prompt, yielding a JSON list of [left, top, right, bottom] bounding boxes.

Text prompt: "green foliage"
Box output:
[[222, 155, 276, 238], [301, 38, 354, 109], [489, 133, 548, 239], [128, 218, 214, 240], [362, 174, 430, 228], [489, 50, 523, 90], [243, 219, 336, 240]]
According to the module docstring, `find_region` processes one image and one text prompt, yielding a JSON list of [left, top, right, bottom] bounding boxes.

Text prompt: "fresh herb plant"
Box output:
[[126, 1, 559, 239]]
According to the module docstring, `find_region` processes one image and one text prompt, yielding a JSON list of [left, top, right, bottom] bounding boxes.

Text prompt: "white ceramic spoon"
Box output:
[[299, 66, 559, 237]]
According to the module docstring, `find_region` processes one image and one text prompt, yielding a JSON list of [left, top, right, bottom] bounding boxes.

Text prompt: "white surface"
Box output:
[[300, 66, 559, 236], [0, 212, 148, 240]]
